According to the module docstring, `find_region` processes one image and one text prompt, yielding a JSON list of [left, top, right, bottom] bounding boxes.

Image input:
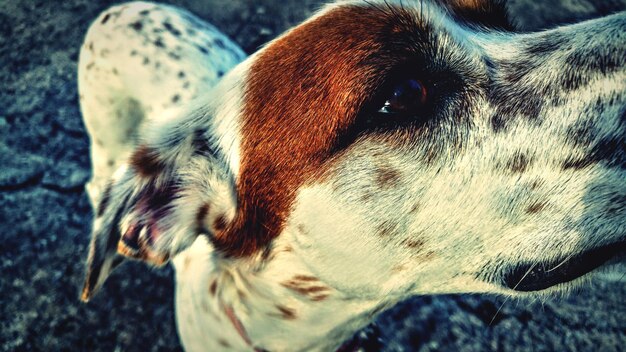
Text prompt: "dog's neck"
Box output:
[[172, 236, 384, 351]]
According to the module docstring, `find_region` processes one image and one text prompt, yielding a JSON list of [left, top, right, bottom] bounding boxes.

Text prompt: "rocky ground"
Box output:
[[1, 0, 625, 351]]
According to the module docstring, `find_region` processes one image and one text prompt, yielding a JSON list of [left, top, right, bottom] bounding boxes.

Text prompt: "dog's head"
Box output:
[[82, 0, 625, 302]]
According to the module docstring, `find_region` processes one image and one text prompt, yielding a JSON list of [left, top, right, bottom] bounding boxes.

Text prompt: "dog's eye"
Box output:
[[378, 78, 428, 115]]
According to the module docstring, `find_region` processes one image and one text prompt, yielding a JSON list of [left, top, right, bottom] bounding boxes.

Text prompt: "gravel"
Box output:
[[1, 0, 624, 351]]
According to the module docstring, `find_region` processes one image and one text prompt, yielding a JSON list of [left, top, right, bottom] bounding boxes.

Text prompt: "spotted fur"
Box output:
[[79, 1, 625, 351]]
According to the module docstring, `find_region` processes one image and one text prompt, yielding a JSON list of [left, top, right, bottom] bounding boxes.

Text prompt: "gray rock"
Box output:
[[41, 162, 90, 191], [0, 144, 46, 189]]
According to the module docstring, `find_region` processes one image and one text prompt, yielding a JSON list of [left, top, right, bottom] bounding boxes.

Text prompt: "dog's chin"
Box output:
[[502, 241, 626, 292]]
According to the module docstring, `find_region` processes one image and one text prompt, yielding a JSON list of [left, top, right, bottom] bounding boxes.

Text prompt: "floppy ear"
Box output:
[[81, 112, 237, 301], [442, 0, 513, 30]]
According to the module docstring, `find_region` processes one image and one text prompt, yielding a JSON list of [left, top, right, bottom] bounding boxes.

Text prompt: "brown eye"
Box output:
[[378, 78, 428, 115]]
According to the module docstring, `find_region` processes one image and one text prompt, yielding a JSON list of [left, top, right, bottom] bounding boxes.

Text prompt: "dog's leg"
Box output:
[[78, 1, 245, 206]]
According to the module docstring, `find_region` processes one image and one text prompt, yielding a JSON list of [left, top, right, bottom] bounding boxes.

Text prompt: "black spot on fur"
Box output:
[[506, 152, 531, 173], [195, 203, 210, 233], [141, 182, 181, 230], [154, 37, 165, 48], [565, 123, 597, 147], [214, 38, 225, 49], [101, 13, 111, 24], [168, 52, 181, 60], [559, 70, 586, 92], [525, 200, 547, 214], [484, 57, 497, 72], [605, 194, 626, 216], [193, 129, 215, 156], [490, 92, 543, 126], [489, 59, 545, 124], [591, 137, 626, 169], [129, 21, 143, 31], [490, 114, 507, 132], [498, 58, 539, 86], [524, 32, 568, 57], [178, 71, 186, 79], [559, 48, 624, 92], [561, 156, 594, 170], [562, 137, 626, 170], [139, 9, 150, 16], [217, 70, 224, 77], [171, 94, 180, 103], [195, 44, 210, 54], [163, 21, 181, 37], [566, 50, 623, 76]]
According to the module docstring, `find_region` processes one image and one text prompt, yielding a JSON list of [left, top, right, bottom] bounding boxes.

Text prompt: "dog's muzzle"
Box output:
[[481, 12, 626, 292]]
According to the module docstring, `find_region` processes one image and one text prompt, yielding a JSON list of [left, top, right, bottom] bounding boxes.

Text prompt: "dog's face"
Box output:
[[82, 0, 625, 303]]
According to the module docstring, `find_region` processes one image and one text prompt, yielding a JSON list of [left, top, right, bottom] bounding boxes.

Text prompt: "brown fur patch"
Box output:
[[391, 264, 407, 273], [213, 214, 228, 232], [375, 166, 402, 188], [506, 152, 532, 173], [209, 280, 217, 296], [282, 277, 330, 300], [409, 202, 421, 214], [311, 294, 330, 302], [296, 224, 309, 235], [211, 5, 428, 257], [377, 220, 396, 238], [419, 251, 436, 261], [237, 289, 247, 301], [130, 145, 164, 177], [526, 200, 548, 214], [360, 191, 373, 202], [283, 284, 328, 295], [404, 239, 425, 249], [275, 305, 297, 320], [292, 275, 319, 282]]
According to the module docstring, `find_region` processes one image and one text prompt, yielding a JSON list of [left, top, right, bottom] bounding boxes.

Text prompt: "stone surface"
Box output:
[[0, 0, 624, 351]]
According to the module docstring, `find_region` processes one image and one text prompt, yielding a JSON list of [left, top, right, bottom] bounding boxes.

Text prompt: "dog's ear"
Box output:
[[442, 0, 513, 30], [81, 112, 236, 301]]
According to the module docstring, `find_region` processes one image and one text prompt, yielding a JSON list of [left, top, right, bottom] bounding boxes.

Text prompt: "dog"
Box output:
[[77, 0, 625, 350]]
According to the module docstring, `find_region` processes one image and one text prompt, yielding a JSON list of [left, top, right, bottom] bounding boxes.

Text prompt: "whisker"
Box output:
[[513, 262, 539, 290], [545, 253, 574, 273]]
